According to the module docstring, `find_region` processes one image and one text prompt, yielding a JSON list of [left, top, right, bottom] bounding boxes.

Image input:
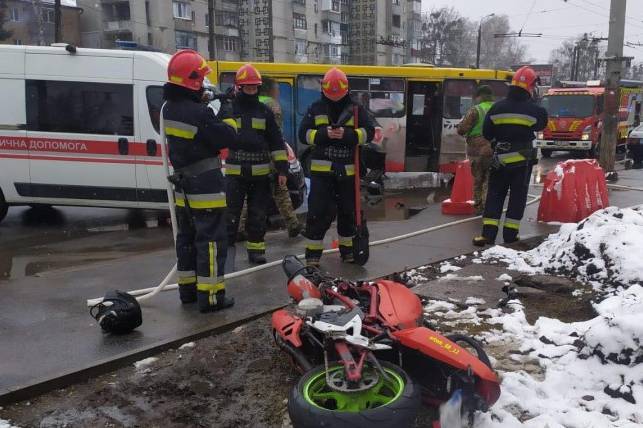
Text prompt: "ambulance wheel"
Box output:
[[0, 190, 8, 224], [288, 361, 420, 428], [540, 149, 553, 158]]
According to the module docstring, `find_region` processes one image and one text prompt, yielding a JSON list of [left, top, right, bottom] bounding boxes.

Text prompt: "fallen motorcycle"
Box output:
[[272, 256, 500, 428]]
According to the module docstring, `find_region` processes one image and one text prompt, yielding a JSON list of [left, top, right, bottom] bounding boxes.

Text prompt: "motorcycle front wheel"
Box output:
[[288, 361, 420, 428]]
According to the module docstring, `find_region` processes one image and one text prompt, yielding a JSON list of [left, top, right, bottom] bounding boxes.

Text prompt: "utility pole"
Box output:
[[475, 13, 494, 69], [207, 0, 216, 60], [54, 0, 61, 43], [600, 0, 627, 181]]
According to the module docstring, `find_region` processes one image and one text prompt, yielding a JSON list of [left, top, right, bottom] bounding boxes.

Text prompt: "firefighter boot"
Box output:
[[472, 236, 492, 247], [248, 251, 267, 265], [178, 283, 197, 304], [198, 289, 235, 313]]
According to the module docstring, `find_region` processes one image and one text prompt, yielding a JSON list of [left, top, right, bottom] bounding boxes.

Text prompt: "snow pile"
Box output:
[[437, 274, 484, 282], [0, 419, 18, 428], [482, 206, 643, 289], [133, 357, 158, 371], [425, 290, 643, 426], [439, 261, 462, 273]]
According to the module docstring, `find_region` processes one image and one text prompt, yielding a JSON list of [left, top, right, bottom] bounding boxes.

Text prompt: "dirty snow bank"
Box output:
[[474, 285, 643, 427], [482, 206, 643, 290]]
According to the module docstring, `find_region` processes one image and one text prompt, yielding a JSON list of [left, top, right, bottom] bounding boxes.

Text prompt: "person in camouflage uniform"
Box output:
[[238, 79, 302, 238], [457, 85, 494, 214]]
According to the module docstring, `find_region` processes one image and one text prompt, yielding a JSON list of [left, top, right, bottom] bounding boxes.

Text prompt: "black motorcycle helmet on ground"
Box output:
[[90, 290, 142, 334]]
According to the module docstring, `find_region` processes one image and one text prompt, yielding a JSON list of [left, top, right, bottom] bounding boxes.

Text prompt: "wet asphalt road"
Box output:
[[0, 152, 576, 284]]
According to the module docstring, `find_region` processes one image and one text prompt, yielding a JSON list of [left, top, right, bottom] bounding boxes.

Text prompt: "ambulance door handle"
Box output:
[[146, 139, 157, 156], [118, 137, 129, 155]]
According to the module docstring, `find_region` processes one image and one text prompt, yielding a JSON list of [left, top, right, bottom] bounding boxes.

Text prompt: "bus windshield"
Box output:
[[541, 95, 595, 118]]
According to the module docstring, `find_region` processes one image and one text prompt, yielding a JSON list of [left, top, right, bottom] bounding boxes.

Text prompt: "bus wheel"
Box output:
[[0, 189, 8, 224], [541, 149, 553, 158]]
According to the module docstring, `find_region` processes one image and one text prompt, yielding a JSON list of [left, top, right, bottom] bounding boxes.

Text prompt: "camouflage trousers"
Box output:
[[238, 183, 299, 234], [470, 155, 492, 214]]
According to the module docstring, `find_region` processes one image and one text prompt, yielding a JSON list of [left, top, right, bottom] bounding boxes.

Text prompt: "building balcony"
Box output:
[[319, 32, 341, 45], [104, 20, 134, 33], [294, 28, 308, 39], [214, 26, 239, 37], [321, 9, 341, 22]]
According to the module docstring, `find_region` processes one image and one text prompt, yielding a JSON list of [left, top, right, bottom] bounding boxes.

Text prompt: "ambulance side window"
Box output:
[[146, 86, 164, 133], [26, 80, 134, 136]]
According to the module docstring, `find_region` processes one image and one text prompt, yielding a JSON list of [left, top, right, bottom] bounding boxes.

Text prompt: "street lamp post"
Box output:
[[476, 13, 494, 69]]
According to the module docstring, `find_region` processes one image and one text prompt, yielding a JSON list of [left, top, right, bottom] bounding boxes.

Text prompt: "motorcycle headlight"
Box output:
[[536, 131, 544, 140]]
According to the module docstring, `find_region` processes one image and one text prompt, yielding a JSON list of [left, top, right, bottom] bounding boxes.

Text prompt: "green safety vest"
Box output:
[[467, 101, 494, 138]]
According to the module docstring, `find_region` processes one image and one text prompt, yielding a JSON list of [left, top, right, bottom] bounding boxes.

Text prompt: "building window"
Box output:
[[332, 0, 340, 12], [293, 13, 307, 30], [294, 0, 306, 4], [205, 13, 209, 26], [103, 2, 131, 21], [314, 0, 318, 13], [175, 30, 197, 49], [10, 8, 21, 22], [42, 8, 55, 24], [173, 1, 192, 20], [217, 36, 239, 52], [14, 39, 22, 45], [392, 14, 400, 28], [26, 80, 134, 136], [215, 11, 239, 27], [295, 39, 306, 55]]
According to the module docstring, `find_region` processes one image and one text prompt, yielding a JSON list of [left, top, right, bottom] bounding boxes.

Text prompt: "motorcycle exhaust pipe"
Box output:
[[274, 333, 313, 372]]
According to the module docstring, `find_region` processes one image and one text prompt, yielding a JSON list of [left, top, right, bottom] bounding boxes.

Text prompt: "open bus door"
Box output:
[[405, 81, 442, 171]]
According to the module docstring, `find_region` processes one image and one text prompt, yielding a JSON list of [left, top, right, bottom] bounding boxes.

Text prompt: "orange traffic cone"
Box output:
[[441, 160, 475, 215]]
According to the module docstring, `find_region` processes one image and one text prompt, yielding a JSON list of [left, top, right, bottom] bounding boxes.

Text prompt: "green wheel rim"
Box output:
[[302, 365, 405, 412]]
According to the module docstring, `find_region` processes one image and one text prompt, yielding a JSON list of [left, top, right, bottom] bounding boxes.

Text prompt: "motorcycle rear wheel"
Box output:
[[288, 361, 420, 428]]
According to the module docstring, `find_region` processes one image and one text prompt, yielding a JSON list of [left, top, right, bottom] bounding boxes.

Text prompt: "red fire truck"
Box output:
[[535, 80, 643, 158]]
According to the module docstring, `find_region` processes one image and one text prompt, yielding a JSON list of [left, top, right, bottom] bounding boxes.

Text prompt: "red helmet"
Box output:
[[322, 67, 349, 101], [167, 49, 211, 91], [235, 64, 262, 86], [511, 66, 540, 93]]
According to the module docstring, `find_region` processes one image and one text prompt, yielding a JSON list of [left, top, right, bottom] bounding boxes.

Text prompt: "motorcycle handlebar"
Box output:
[[281, 255, 306, 280]]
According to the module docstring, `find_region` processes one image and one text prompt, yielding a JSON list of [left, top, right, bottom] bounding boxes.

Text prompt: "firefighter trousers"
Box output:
[[226, 175, 271, 255], [305, 173, 356, 263], [175, 205, 227, 310], [238, 181, 299, 234], [481, 164, 533, 243]]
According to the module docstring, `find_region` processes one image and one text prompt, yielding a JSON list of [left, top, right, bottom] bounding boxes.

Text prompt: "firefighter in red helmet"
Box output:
[[298, 67, 375, 266], [219, 64, 288, 265], [473, 66, 548, 246], [162, 49, 239, 312]]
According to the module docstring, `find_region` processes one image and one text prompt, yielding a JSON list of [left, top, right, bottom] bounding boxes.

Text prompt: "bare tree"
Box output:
[[419, 7, 474, 67], [550, 34, 605, 82], [479, 16, 529, 69], [0, 0, 13, 40]]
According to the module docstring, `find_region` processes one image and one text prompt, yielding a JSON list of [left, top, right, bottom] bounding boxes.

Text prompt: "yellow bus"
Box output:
[[208, 61, 513, 173]]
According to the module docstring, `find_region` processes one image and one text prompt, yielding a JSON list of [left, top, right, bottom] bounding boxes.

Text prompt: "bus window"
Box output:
[[411, 94, 425, 116], [369, 92, 404, 117], [351, 90, 370, 109], [219, 72, 236, 92], [443, 79, 476, 119], [479, 80, 509, 101], [277, 81, 295, 147], [370, 78, 405, 92], [297, 75, 323, 114], [349, 78, 368, 90]]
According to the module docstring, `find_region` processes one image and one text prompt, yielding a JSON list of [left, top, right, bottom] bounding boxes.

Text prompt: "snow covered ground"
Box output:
[[430, 206, 643, 427]]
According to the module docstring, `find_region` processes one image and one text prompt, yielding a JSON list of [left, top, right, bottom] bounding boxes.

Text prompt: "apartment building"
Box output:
[[348, 0, 407, 65], [1, 0, 82, 46], [406, 0, 421, 63], [238, 0, 343, 64], [76, 0, 241, 60]]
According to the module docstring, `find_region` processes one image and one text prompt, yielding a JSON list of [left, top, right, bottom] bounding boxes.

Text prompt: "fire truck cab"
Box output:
[[535, 80, 643, 158]]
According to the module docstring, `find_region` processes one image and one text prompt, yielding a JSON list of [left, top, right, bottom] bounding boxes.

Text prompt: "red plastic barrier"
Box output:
[[441, 160, 475, 215], [537, 159, 609, 223]]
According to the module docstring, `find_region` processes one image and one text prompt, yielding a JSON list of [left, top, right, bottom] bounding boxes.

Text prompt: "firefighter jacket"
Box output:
[[218, 92, 288, 178], [298, 95, 375, 176], [482, 86, 548, 167], [163, 89, 238, 171]]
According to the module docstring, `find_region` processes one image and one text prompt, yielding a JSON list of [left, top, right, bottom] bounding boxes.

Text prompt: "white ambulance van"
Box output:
[[0, 44, 171, 223]]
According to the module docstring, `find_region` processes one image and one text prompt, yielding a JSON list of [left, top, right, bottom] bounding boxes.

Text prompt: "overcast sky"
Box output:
[[423, 0, 643, 64]]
